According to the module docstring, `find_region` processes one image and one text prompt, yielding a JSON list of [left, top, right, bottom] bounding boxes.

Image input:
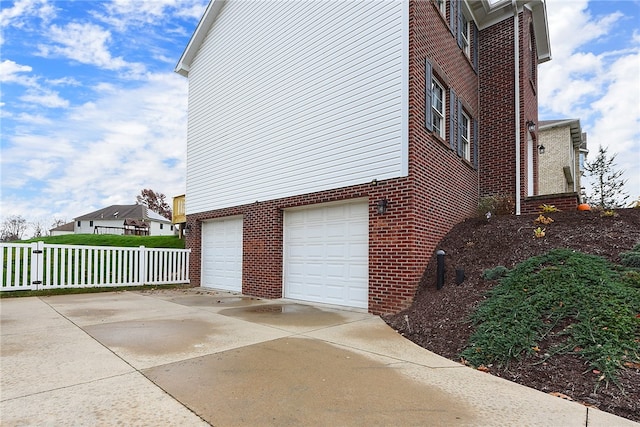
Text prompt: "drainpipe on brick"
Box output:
[[513, 0, 521, 215]]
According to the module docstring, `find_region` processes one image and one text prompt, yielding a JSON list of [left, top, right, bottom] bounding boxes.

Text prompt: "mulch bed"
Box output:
[[385, 208, 640, 422]]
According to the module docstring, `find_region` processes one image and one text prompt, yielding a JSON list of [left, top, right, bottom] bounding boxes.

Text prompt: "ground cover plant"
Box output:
[[386, 208, 640, 421], [461, 249, 639, 388]]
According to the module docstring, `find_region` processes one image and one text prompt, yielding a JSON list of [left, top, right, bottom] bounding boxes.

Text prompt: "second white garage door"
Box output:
[[201, 216, 243, 292], [284, 200, 369, 309]]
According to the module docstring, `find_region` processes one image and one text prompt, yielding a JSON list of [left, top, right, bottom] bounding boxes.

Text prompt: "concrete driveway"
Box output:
[[1, 289, 636, 426]]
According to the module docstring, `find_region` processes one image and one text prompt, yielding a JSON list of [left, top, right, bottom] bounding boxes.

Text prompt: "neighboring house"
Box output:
[[74, 205, 175, 236], [537, 119, 588, 202], [49, 221, 75, 236], [176, 0, 557, 314]]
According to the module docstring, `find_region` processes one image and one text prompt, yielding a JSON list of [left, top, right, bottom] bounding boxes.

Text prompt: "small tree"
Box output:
[[1, 215, 28, 241], [136, 189, 172, 220], [584, 146, 629, 209], [30, 220, 46, 238], [51, 218, 67, 229]]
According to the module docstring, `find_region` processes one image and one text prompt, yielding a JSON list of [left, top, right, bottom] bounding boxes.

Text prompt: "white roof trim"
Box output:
[[175, 0, 225, 77], [466, 0, 551, 63]]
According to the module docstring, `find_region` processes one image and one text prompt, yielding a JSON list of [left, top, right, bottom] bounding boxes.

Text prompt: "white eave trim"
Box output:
[[466, 0, 551, 62], [528, 1, 552, 63], [175, 0, 225, 77]]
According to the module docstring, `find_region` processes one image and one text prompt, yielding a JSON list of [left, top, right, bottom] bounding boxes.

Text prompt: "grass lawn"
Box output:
[[19, 234, 185, 249]]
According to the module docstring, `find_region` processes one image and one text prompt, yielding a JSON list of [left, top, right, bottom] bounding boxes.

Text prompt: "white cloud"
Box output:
[[0, 59, 33, 83], [93, 0, 208, 30], [38, 22, 145, 74], [539, 0, 640, 202], [15, 112, 53, 125], [0, 0, 55, 46], [46, 76, 81, 87], [0, 0, 55, 28], [19, 89, 69, 108], [1, 72, 188, 223]]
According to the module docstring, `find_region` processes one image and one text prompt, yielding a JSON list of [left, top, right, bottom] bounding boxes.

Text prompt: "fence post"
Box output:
[[30, 241, 45, 290], [138, 246, 146, 286]]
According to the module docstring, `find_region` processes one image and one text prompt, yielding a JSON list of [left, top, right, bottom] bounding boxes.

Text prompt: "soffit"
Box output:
[[466, 0, 551, 63]]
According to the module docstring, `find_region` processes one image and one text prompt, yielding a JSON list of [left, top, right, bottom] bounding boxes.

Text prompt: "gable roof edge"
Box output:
[[527, 1, 552, 63], [175, 0, 225, 77]]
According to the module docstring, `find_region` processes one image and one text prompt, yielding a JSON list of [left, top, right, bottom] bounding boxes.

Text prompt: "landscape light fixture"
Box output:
[[538, 144, 546, 154], [376, 199, 388, 215]]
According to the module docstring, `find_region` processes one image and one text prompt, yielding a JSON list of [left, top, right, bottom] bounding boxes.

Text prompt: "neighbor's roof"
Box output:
[[49, 221, 74, 233], [175, 0, 550, 77], [74, 204, 171, 223], [539, 119, 584, 149]]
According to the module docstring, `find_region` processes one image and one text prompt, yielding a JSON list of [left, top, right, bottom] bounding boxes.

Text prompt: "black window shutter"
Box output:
[[449, 88, 456, 150], [425, 59, 433, 132], [473, 118, 479, 169], [472, 22, 479, 71], [449, 0, 456, 36], [457, 99, 463, 157], [457, 1, 463, 49]]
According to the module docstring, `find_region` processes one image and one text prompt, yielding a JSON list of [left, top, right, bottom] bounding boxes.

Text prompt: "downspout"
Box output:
[[513, 0, 521, 215]]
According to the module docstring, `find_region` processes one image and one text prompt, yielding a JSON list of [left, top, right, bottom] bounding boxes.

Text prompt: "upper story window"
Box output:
[[432, 78, 445, 139], [461, 13, 470, 57], [529, 23, 537, 85], [436, 0, 446, 16], [460, 111, 471, 161]]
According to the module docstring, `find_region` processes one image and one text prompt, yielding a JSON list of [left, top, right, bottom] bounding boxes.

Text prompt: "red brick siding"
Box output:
[[407, 0, 480, 293], [479, 9, 539, 205], [479, 17, 516, 198], [522, 193, 580, 214]]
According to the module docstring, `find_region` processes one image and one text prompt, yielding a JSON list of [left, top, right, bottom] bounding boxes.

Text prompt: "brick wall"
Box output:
[[522, 193, 580, 214], [479, 8, 540, 205], [538, 125, 573, 195]]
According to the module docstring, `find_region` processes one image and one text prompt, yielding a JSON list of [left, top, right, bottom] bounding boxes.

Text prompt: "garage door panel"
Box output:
[[349, 221, 368, 236], [349, 264, 368, 279], [349, 242, 368, 258], [284, 201, 368, 309], [326, 222, 346, 237]]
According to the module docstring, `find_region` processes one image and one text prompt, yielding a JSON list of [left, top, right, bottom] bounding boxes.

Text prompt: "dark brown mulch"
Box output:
[[385, 208, 640, 422]]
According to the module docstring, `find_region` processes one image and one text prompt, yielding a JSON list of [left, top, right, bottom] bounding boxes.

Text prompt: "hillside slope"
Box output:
[[385, 208, 640, 421]]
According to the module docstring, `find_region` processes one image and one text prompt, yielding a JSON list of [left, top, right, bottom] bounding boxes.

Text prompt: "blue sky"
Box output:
[[1, 0, 638, 236]]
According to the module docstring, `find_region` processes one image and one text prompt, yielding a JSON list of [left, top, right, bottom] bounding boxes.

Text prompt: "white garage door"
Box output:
[[201, 216, 243, 292], [284, 201, 369, 309]]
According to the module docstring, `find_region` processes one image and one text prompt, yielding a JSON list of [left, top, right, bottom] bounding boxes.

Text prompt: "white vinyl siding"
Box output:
[[284, 201, 368, 309], [186, 1, 408, 214]]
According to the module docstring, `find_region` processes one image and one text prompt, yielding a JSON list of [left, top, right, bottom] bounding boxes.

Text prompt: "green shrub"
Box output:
[[477, 195, 515, 218], [482, 266, 510, 280], [620, 243, 640, 268]]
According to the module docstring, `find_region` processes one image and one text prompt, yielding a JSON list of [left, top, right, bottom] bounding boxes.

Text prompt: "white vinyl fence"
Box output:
[[1, 242, 190, 291]]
